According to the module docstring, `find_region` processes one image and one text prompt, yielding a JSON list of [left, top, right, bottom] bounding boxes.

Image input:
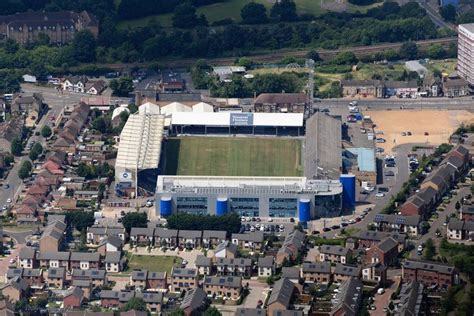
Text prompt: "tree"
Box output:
[[203, 306, 222, 316], [440, 4, 456, 22], [423, 238, 436, 260], [92, 116, 111, 134], [41, 125, 52, 138], [36, 33, 51, 46], [241, 2, 267, 24], [306, 50, 321, 62], [271, 0, 297, 22], [122, 212, 148, 234], [172, 2, 202, 29], [65, 211, 95, 232], [399, 42, 418, 60], [121, 297, 147, 312], [72, 30, 97, 63], [426, 44, 446, 59], [110, 77, 134, 97], [10, 137, 23, 156], [455, 201, 461, 211], [18, 160, 32, 180], [332, 52, 358, 65], [28, 143, 43, 161]]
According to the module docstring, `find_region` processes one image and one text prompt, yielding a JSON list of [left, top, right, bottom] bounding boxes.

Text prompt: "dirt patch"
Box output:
[[366, 110, 474, 153]]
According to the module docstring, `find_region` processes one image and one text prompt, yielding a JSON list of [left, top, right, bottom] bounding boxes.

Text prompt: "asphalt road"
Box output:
[[0, 85, 86, 210], [316, 97, 474, 111], [3, 229, 34, 244]]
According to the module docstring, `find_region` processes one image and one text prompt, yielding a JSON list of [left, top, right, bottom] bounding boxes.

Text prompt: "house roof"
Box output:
[[104, 251, 122, 263], [319, 245, 350, 257], [121, 310, 148, 316], [22, 268, 42, 277], [202, 230, 227, 239], [302, 262, 331, 274], [131, 270, 148, 281], [178, 230, 202, 238], [373, 214, 421, 226], [180, 287, 207, 311], [130, 227, 154, 237], [254, 93, 306, 105], [65, 286, 84, 299], [99, 235, 123, 248], [6, 268, 23, 279], [215, 258, 252, 267], [267, 278, 294, 308], [136, 291, 164, 303], [272, 311, 303, 316], [64, 312, 114, 316], [444, 78, 468, 88], [100, 290, 134, 301], [195, 255, 212, 267], [448, 218, 465, 230], [148, 271, 166, 280], [402, 259, 455, 275], [215, 241, 238, 254], [204, 276, 242, 288], [70, 252, 100, 262], [258, 256, 274, 268], [235, 308, 267, 316], [38, 251, 70, 261], [171, 268, 197, 278], [6, 276, 28, 292], [72, 279, 92, 287], [19, 247, 35, 260], [331, 277, 363, 316], [334, 264, 361, 277], [72, 269, 106, 280], [47, 267, 66, 279], [375, 237, 398, 253], [281, 267, 300, 280], [154, 227, 178, 238]]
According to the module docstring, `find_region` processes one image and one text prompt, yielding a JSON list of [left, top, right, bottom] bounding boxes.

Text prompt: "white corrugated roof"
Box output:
[[170, 112, 303, 127], [192, 102, 214, 113], [116, 113, 165, 170], [138, 102, 161, 115], [161, 102, 191, 116]]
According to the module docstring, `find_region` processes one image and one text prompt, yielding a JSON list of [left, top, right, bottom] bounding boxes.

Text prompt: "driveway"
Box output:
[[0, 244, 24, 283], [370, 276, 400, 315]]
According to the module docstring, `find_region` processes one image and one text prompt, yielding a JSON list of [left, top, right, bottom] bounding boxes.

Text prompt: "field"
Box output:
[[163, 136, 303, 176], [117, 0, 381, 29], [126, 254, 182, 273], [366, 110, 474, 153]]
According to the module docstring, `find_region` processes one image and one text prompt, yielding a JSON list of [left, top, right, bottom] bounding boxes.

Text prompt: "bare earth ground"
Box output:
[[366, 110, 474, 153]]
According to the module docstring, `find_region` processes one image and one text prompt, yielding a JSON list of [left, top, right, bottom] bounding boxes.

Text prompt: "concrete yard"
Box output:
[[366, 109, 474, 153]]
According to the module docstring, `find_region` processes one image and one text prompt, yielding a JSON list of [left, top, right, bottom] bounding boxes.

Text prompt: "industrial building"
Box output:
[[458, 24, 474, 86], [115, 111, 165, 197], [155, 176, 344, 222]]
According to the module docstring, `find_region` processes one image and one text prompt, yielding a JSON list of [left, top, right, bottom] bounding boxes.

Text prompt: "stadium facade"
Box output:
[[155, 176, 343, 222]]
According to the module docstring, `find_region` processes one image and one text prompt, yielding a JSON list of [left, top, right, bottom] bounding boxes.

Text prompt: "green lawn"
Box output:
[[126, 254, 183, 273], [163, 137, 303, 177]]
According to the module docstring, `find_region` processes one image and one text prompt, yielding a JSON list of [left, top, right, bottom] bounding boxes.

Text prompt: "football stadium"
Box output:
[[115, 102, 355, 223]]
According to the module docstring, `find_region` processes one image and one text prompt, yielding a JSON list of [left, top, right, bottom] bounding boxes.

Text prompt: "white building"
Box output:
[[458, 23, 474, 86]]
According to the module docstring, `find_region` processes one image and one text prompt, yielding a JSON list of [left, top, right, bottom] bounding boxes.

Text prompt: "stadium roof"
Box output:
[[138, 102, 161, 115], [170, 112, 304, 127], [116, 112, 165, 171], [192, 102, 214, 113], [161, 102, 191, 116]]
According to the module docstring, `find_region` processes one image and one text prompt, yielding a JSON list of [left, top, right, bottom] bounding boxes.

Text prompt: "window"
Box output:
[[269, 198, 297, 218], [230, 197, 259, 216], [176, 197, 208, 215]]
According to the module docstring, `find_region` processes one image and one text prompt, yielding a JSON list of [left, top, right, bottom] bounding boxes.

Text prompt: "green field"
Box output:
[[163, 137, 303, 176], [117, 0, 380, 29], [126, 254, 183, 273]]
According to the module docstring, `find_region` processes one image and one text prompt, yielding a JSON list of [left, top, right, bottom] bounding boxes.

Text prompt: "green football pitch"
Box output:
[[163, 137, 303, 177]]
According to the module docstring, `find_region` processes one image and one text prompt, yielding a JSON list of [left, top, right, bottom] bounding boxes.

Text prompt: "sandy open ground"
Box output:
[[365, 110, 474, 153]]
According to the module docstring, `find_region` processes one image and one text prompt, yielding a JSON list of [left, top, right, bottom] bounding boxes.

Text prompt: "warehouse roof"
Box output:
[[116, 112, 165, 171], [170, 112, 304, 127]]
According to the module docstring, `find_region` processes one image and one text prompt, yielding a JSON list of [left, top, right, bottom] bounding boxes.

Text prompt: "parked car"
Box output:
[[385, 171, 395, 176], [375, 192, 385, 197], [375, 138, 386, 143]]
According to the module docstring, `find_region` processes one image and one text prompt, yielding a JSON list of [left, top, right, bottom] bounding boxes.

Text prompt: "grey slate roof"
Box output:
[[195, 255, 212, 267], [72, 269, 106, 280], [215, 241, 238, 254], [72, 279, 92, 287], [99, 235, 123, 248], [272, 311, 303, 316], [19, 247, 35, 260], [398, 281, 424, 316], [6, 276, 28, 291], [104, 251, 121, 263], [448, 219, 465, 230], [153, 227, 178, 238], [136, 291, 163, 303], [171, 268, 197, 278], [334, 264, 361, 277], [281, 267, 300, 280], [375, 237, 398, 253], [403, 260, 455, 275], [267, 278, 294, 308], [70, 252, 100, 262], [202, 230, 227, 239], [258, 256, 274, 268], [180, 287, 206, 311], [235, 308, 267, 316], [87, 227, 107, 235], [148, 271, 166, 280], [130, 227, 154, 237], [22, 268, 42, 277], [373, 214, 420, 226], [331, 277, 363, 316], [131, 270, 148, 281], [100, 290, 134, 302], [319, 245, 350, 257], [6, 268, 23, 279], [204, 276, 242, 288], [215, 258, 252, 267], [302, 262, 331, 274], [38, 251, 70, 261], [48, 267, 66, 279], [178, 230, 202, 239]]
